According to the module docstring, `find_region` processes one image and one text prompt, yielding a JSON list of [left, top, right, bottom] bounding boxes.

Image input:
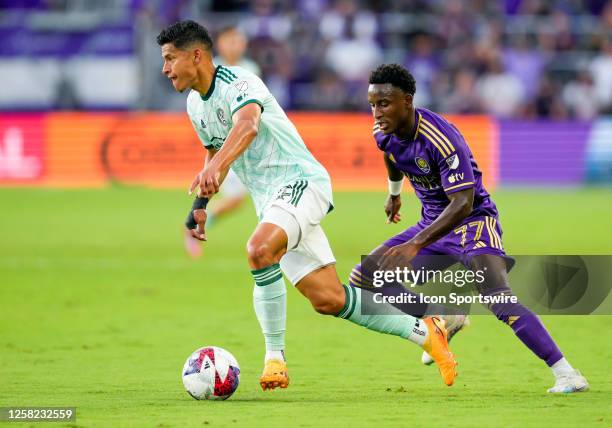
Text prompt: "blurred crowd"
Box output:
[[140, 0, 612, 118], [2, 0, 612, 118]]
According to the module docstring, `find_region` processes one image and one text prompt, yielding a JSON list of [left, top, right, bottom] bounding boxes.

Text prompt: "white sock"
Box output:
[[551, 357, 574, 378], [265, 350, 285, 362], [252, 264, 287, 361], [408, 318, 428, 346], [337, 284, 428, 347]]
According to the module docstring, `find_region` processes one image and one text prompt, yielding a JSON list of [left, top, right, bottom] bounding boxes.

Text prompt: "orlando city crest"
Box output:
[[415, 157, 430, 173]]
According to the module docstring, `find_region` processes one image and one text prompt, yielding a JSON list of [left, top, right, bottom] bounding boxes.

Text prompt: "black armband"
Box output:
[[185, 197, 209, 229], [192, 197, 209, 210]]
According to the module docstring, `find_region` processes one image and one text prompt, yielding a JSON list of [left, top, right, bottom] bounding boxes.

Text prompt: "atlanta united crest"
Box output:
[[216, 108, 228, 126]]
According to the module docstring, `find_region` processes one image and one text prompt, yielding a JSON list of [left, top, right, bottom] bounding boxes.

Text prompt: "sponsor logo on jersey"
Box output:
[[447, 172, 464, 183], [407, 173, 441, 190], [216, 108, 228, 126], [446, 153, 459, 170], [415, 156, 430, 173]]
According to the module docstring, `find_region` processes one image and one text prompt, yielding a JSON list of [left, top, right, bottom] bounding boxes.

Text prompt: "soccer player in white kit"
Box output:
[[157, 20, 458, 390]]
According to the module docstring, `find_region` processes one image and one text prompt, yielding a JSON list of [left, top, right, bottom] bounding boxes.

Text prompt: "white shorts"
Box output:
[[260, 180, 336, 285], [221, 169, 248, 198]]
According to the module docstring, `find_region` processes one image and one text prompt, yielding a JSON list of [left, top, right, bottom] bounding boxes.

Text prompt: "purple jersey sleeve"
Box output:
[[429, 128, 475, 195]]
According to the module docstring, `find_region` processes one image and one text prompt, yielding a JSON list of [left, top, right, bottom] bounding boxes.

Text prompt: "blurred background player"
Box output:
[[214, 25, 262, 76], [359, 63, 588, 393], [184, 26, 258, 258]]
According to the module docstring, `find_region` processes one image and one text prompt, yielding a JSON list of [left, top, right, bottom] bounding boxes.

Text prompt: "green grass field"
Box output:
[[1, 188, 611, 427]]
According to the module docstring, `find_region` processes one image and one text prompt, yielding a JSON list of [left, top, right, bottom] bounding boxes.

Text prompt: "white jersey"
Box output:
[[186, 65, 332, 217]]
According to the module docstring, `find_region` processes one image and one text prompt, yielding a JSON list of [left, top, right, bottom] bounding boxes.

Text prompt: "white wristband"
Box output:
[[388, 178, 403, 196]]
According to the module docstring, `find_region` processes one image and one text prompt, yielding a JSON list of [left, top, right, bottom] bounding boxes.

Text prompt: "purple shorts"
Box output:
[[384, 215, 508, 268]]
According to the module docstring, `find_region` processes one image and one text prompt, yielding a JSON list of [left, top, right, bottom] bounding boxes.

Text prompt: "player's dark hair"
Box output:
[[369, 64, 416, 95], [156, 20, 213, 51]]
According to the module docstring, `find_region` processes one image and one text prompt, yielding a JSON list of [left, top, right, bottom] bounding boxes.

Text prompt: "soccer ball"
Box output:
[[182, 346, 240, 400]]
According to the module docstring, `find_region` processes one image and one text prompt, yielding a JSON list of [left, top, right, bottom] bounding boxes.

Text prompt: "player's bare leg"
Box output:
[[247, 222, 290, 391], [296, 266, 458, 386]]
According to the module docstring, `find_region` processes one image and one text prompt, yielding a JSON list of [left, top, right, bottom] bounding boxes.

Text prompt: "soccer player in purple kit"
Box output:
[[354, 63, 588, 393]]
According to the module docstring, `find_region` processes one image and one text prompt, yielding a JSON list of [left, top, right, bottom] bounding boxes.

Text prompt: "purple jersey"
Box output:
[[374, 108, 498, 225]]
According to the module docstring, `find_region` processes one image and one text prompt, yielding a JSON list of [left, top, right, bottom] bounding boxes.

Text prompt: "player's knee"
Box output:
[[246, 242, 276, 269]]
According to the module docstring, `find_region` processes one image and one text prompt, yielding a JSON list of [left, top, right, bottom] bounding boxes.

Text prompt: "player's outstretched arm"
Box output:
[[379, 188, 474, 270], [384, 152, 404, 224], [190, 103, 262, 198]]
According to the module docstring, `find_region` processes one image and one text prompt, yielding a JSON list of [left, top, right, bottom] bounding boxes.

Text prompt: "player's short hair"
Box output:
[[369, 64, 416, 96], [156, 20, 213, 51]]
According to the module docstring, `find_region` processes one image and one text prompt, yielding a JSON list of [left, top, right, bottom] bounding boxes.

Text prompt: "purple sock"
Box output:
[[483, 287, 563, 366]]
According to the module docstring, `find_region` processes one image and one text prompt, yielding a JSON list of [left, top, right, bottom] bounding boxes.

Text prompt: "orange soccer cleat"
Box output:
[[422, 316, 458, 386], [259, 359, 289, 391]]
